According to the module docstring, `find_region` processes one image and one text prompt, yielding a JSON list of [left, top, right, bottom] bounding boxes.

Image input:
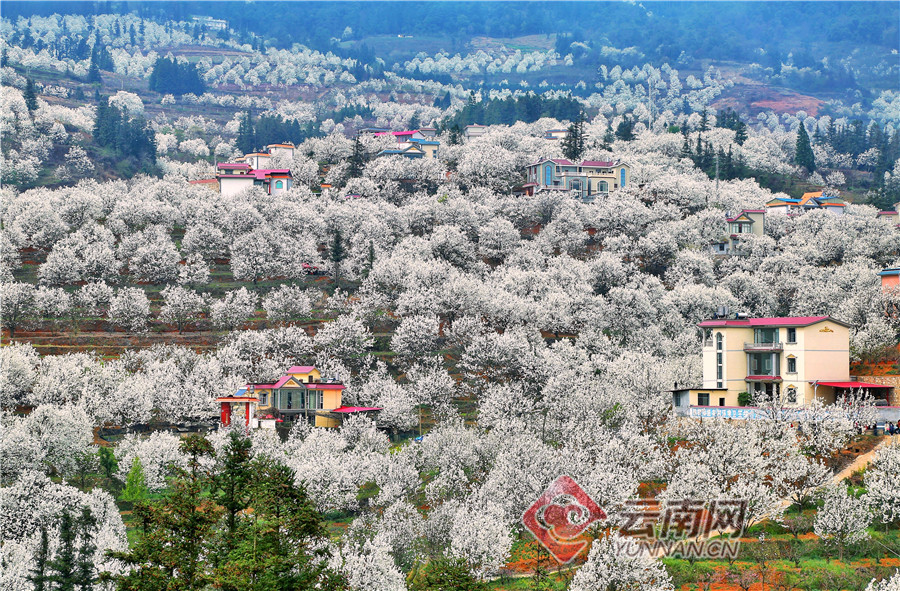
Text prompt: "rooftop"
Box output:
[[698, 315, 850, 328]]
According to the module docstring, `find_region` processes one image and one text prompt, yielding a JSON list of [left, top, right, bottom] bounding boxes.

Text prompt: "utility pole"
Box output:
[[715, 150, 720, 202]]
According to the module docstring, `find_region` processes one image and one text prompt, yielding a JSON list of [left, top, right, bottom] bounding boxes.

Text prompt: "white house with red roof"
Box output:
[[672, 314, 892, 411], [216, 162, 293, 196], [523, 157, 630, 201]]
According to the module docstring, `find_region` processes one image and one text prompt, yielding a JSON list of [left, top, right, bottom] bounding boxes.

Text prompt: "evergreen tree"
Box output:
[[600, 127, 615, 150], [28, 527, 50, 591], [615, 115, 635, 141], [237, 110, 256, 155], [448, 124, 462, 146], [329, 230, 345, 285], [215, 431, 252, 537], [106, 435, 221, 591], [98, 446, 118, 480], [413, 556, 485, 591], [74, 508, 97, 591], [47, 512, 77, 591], [734, 120, 747, 145], [348, 134, 365, 178], [699, 108, 709, 132], [795, 122, 816, 172], [561, 111, 586, 162], [680, 134, 693, 160], [214, 460, 346, 591], [24, 77, 38, 112], [120, 456, 149, 503]]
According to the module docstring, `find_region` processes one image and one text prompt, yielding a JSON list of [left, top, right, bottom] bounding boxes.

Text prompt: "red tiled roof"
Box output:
[[698, 316, 850, 328], [580, 160, 617, 167], [878, 211, 898, 216], [272, 375, 293, 388], [288, 366, 316, 374]]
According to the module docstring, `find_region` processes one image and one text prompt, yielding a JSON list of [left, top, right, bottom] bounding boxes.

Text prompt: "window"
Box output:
[[620, 168, 626, 188], [716, 353, 723, 380], [286, 391, 293, 410], [787, 386, 797, 403], [787, 357, 796, 373], [787, 328, 796, 343], [719, 397, 726, 406], [307, 391, 323, 410], [698, 392, 710, 406], [754, 328, 778, 344], [275, 180, 283, 189], [716, 333, 723, 350], [259, 392, 268, 406], [598, 181, 608, 192]]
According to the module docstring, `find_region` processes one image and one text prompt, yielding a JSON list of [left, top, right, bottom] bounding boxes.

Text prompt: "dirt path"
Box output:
[[832, 435, 894, 484]]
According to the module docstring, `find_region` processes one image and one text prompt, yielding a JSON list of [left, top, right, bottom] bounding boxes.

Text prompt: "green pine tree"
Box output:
[[98, 446, 118, 481], [120, 456, 149, 503], [561, 111, 587, 162], [615, 115, 635, 141], [215, 431, 252, 537], [348, 134, 365, 178], [795, 123, 816, 172], [236, 110, 256, 155], [74, 508, 97, 591], [600, 126, 615, 150], [734, 120, 747, 145], [24, 78, 38, 112], [105, 435, 221, 591], [47, 512, 77, 591], [28, 527, 50, 591], [329, 229, 345, 285]]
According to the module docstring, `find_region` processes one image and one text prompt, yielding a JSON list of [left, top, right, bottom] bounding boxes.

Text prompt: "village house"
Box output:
[[217, 365, 381, 429], [543, 129, 569, 140], [881, 267, 900, 292], [877, 209, 899, 226], [672, 314, 893, 412], [374, 130, 440, 159], [522, 158, 630, 202], [766, 191, 847, 215], [216, 163, 293, 196], [710, 209, 765, 254], [463, 124, 488, 139]]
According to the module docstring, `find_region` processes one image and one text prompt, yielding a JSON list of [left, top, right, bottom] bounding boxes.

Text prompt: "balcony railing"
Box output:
[[743, 341, 783, 352]]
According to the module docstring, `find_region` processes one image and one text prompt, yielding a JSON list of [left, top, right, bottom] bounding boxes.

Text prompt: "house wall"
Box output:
[[322, 388, 342, 410], [702, 321, 850, 405], [220, 177, 255, 196]]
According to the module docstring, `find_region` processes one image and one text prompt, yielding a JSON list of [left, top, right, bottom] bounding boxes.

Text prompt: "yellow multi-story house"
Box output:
[[220, 366, 380, 428], [672, 315, 891, 413]]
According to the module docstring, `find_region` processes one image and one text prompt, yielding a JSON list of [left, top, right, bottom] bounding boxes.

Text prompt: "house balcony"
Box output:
[[745, 375, 782, 382], [743, 342, 783, 352]]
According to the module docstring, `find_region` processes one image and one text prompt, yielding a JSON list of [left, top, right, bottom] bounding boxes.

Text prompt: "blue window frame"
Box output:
[[544, 164, 553, 185], [620, 168, 626, 188], [275, 180, 283, 189]]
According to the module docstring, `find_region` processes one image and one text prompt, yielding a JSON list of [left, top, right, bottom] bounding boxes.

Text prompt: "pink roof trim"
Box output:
[[288, 366, 316, 374], [217, 162, 250, 169], [698, 316, 850, 328], [374, 130, 419, 137], [307, 383, 346, 390], [878, 211, 898, 215], [814, 381, 892, 388], [330, 406, 382, 413]]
